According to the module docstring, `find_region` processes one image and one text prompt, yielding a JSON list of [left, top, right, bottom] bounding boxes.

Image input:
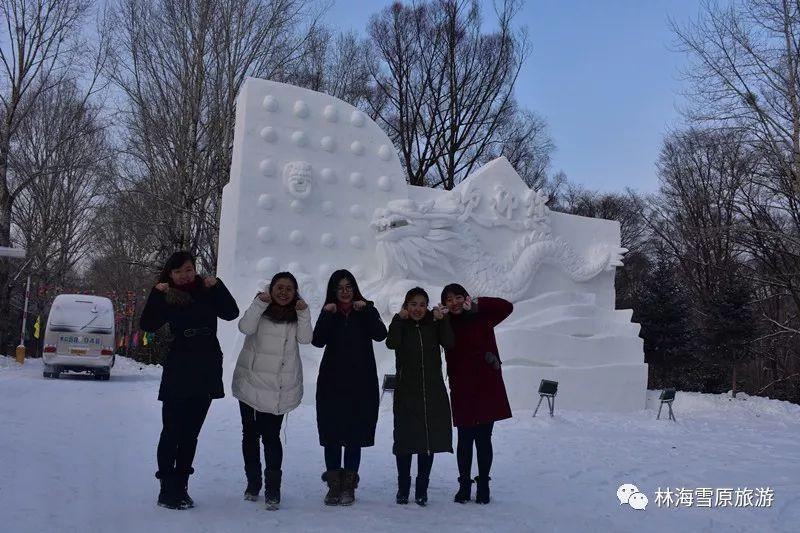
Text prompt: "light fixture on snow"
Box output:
[[657, 388, 676, 421], [380, 373, 397, 404], [533, 379, 558, 418]]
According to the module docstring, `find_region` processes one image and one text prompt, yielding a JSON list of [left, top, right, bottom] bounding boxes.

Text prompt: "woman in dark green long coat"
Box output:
[[386, 287, 454, 506]]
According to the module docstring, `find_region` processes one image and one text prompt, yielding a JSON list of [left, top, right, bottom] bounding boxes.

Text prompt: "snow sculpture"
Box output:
[[217, 77, 647, 412], [283, 161, 313, 199]]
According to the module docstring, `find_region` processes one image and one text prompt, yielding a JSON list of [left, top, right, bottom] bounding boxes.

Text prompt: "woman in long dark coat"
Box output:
[[140, 251, 239, 510], [441, 283, 513, 505], [386, 287, 454, 506], [312, 269, 387, 506]]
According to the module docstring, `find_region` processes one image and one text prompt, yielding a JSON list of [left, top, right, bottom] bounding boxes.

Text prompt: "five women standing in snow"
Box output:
[[144, 252, 513, 510]]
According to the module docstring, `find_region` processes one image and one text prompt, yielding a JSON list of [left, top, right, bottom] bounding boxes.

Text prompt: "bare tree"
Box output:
[[368, 0, 535, 189], [674, 1, 800, 397], [674, 0, 800, 191], [107, 0, 319, 272], [637, 128, 762, 395], [12, 80, 112, 287], [290, 28, 375, 108], [0, 0, 108, 349], [491, 107, 553, 189]]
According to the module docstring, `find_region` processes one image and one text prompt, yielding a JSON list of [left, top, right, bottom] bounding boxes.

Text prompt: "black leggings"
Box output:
[[239, 401, 285, 478], [157, 397, 212, 476], [456, 422, 494, 479], [324, 445, 362, 472], [396, 452, 434, 479]]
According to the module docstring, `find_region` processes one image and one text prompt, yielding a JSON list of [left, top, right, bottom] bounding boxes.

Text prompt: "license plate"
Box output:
[[69, 348, 88, 355]]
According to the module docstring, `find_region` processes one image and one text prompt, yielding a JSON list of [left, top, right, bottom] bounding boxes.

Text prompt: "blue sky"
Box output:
[[324, 0, 703, 192]]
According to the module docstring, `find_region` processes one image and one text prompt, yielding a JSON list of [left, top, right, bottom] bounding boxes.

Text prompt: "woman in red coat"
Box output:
[[440, 283, 513, 505]]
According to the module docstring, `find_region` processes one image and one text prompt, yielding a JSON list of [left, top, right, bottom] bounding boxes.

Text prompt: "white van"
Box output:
[[42, 294, 116, 380]]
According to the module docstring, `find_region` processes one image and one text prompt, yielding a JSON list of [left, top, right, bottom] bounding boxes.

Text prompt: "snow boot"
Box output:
[[264, 469, 281, 511], [454, 476, 473, 503], [156, 471, 187, 510], [322, 469, 343, 506], [176, 467, 195, 508], [339, 470, 359, 506], [474, 476, 491, 504], [244, 479, 261, 501], [414, 476, 429, 506], [396, 475, 411, 504], [244, 463, 262, 501]]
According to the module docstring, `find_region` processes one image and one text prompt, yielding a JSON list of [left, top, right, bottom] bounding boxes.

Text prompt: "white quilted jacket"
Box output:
[[232, 297, 312, 414]]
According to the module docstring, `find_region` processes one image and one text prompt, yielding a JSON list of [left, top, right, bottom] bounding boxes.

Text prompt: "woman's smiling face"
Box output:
[[444, 292, 466, 315], [169, 260, 196, 286], [271, 277, 296, 306], [406, 294, 428, 321]]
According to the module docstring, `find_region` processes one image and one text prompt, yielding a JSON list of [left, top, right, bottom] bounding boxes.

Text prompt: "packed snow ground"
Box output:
[[1, 356, 798, 533]]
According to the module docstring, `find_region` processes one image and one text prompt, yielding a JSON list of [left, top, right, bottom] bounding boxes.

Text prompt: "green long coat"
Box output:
[[386, 311, 455, 455]]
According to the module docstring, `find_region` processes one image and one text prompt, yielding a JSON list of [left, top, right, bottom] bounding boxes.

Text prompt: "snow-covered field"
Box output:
[[1, 355, 798, 533]]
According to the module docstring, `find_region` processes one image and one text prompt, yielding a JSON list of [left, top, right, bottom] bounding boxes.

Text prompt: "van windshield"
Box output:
[[49, 300, 114, 332]]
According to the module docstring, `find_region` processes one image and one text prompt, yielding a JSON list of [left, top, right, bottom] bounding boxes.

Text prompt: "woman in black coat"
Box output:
[[312, 269, 387, 507], [140, 251, 239, 510]]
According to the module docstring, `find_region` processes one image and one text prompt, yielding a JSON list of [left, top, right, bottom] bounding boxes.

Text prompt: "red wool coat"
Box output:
[[444, 297, 513, 428]]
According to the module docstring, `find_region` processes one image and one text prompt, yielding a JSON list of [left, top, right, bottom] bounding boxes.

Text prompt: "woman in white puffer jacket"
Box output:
[[232, 271, 312, 510]]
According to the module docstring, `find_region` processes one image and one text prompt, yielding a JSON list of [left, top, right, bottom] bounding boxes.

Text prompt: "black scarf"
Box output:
[[263, 300, 298, 323]]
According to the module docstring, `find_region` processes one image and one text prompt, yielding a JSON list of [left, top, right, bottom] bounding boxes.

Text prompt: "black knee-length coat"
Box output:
[[312, 304, 387, 447], [140, 277, 239, 401], [386, 312, 455, 455]]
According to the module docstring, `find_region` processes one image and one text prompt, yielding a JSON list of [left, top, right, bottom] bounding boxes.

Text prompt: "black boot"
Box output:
[[244, 465, 262, 501], [414, 476, 429, 506], [264, 470, 282, 510], [156, 471, 187, 510], [339, 470, 359, 506], [244, 478, 261, 501], [454, 476, 473, 503], [474, 476, 491, 504], [176, 468, 195, 508], [396, 475, 411, 504], [322, 469, 343, 506]]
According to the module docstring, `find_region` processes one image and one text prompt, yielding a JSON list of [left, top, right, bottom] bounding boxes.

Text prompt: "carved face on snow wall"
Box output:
[[283, 161, 313, 199]]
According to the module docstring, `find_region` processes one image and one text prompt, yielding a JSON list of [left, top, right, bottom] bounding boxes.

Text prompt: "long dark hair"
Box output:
[[324, 269, 365, 305], [158, 251, 197, 285], [263, 272, 300, 323]]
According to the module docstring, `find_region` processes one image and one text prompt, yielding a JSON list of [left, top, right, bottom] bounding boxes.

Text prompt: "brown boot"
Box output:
[[339, 470, 359, 506], [322, 469, 343, 506]]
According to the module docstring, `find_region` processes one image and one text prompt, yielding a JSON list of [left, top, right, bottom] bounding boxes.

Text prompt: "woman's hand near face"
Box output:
[[295, 299, 308, 310], [155, 283, 169, 292], [433, 306, 445, 320], [353, 300, 367, 311], [398, 308, 409, 320], [204, 276, 218, 288], [323, 303, 337, 313], [463, 296, 472, 311], [258, 292, 272, 304]]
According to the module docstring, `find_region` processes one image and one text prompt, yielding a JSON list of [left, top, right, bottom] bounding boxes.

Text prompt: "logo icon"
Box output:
[[618, 483, 649, 510]]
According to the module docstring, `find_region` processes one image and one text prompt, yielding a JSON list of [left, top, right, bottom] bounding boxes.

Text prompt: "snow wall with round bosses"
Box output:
[[217, 77, 647, 412]]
